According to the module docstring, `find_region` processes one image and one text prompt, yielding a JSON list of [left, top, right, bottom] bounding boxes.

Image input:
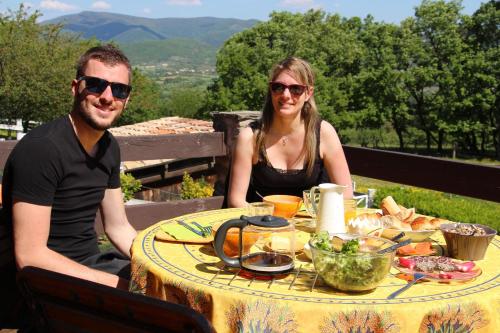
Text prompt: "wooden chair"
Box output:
[[0, 207, 26, 329], [17, 266, 212, 333]]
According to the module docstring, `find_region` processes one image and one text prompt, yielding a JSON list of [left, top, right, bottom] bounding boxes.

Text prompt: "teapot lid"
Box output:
[[241, 215, 289, 228]]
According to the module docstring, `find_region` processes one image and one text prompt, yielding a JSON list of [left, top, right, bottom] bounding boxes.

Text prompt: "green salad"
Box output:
[[310, 232, 392, 291]]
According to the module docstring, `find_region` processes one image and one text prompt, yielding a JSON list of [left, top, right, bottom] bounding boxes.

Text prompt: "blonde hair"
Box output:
[[255, 57, 320, 175]]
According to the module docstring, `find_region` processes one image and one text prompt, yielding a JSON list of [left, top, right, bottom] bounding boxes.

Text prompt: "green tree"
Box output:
[[411, 0, 469, 153], [199, 10, 363, 141], [355, 19, 412, 149], [165, 86, 206, 118], [0, 5, 94, 130], [201, 11, 343, 117], [198, 1, 498, 158], [0, 5, 167, 130], [312, 15, 364, 138], [464, 0, 499, 158], [116, 68, 166, 126]]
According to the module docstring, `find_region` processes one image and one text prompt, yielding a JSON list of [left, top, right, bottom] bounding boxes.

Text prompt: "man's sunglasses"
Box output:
[[269, 82, 307, 96], [78, 76, 132, 99]]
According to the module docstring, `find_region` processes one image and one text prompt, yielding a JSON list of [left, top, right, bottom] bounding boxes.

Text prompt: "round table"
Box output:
[[130, 208, 499, 333]]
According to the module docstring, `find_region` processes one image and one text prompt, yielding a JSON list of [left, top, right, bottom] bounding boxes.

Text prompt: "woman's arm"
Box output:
[[320, 121, 353, 198], [227, 127, 255, 208]]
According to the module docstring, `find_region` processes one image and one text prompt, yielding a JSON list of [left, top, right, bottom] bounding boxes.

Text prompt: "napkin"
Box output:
[[295, 203, 311, 217], [156, 222, 213, 244], [160, 223, 199, 240]]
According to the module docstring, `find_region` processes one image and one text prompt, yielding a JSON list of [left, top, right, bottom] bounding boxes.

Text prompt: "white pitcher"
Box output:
[[310, 183, 347, 234]]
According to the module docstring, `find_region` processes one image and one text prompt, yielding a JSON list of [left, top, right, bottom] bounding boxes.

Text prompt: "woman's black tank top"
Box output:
[[246, 120, 329, 202]]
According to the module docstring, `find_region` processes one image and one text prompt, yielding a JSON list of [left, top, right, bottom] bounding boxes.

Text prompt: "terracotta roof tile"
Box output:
[[109, 117, 213, 137], [109, 117, 214, 171]]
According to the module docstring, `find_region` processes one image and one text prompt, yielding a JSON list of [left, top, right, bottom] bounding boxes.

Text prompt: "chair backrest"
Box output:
[[0, 210, 14, 269], [0, 206, 25, 328], [17, 266, 212, 333]]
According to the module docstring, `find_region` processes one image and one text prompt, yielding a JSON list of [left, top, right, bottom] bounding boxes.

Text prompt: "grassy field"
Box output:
[[353, 175, 500, 231], [0, 129, 17, 139]]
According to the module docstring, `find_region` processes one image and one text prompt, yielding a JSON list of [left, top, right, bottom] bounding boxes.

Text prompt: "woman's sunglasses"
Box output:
[[269, 82, 307, 96], [78, 76, 132, 99]]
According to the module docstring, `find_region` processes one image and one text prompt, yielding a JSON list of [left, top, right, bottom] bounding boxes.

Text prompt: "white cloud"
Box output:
[[22, 2, 35, 9], [143, 8, 151, 14], [281, 0, 314, 6], [40, 0, 77, 11], [91, 1, 111, 10], [166, 0, 202, 6], [280, 0, 323, 11]]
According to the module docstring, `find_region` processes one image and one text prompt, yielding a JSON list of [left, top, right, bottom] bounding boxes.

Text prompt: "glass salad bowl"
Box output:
[[309, 233, 396, 292]]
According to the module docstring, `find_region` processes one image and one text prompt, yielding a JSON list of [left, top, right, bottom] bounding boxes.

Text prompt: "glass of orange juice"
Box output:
[[344, 199, 357, 226]]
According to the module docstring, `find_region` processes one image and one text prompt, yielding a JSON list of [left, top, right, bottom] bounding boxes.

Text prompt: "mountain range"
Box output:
[[44, 11, 260, 47]]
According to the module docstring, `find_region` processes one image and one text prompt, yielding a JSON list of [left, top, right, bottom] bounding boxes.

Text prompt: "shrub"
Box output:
[[120, 172, 142, 202], [181, 172, 214, 199]]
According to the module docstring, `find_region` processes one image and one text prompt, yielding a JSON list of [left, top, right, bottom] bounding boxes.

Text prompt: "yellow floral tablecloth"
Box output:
[[130, 208, 500, 333]]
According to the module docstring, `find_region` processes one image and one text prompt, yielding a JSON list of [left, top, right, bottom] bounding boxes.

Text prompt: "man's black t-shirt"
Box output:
[[1, 116, 121, 262]]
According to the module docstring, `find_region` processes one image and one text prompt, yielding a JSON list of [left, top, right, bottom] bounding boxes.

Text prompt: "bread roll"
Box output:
[[401, 207, 415, 223], [411, 216, 433, 230], [430, 218, 449, 229], [356, 212, 382, 220], [380, 215, 412, 231], [395, 219, 412, 231], [381, 196, 403, 219]]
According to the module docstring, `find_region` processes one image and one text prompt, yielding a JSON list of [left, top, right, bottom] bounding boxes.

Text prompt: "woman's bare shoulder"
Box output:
[[237, 126, 256, 142], [320, 120, 339, 138]]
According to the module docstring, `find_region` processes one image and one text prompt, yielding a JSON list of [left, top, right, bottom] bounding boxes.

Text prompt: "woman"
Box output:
[[227, 57, 353, 208]]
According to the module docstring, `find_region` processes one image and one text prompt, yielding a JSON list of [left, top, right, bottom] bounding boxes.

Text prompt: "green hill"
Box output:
[[120, 39, 217, 67], [43, 11, 259, 47]]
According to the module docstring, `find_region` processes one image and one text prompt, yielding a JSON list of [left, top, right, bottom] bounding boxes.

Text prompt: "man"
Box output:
[[1, 44, 137, 290]]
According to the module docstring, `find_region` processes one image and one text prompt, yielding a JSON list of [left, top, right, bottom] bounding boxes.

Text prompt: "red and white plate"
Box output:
[[393, 256, 482, 282]]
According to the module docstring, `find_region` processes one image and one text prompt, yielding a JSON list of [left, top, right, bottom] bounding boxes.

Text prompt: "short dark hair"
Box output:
[[76, 44, 132, 82]]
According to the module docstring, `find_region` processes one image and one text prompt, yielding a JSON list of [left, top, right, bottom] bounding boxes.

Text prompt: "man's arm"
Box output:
[[99, 188, 137, 258], [12, 200, 127, 289]]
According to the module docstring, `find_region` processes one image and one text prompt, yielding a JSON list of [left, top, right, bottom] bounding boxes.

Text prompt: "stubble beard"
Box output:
[[73, 96, 123, 131]]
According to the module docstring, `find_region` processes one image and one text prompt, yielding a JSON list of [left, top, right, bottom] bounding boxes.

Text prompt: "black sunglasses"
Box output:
[[78, 76, 132, 99], [269, 81, 307, 96]]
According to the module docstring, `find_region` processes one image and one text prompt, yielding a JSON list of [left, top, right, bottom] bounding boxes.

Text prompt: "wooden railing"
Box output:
[[103, 133, 227, 232], [0, 133, 227, 233], [1, 131, 499, 233], [343, 146, 499, 203]]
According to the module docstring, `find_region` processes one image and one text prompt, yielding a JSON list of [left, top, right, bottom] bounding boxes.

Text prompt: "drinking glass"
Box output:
[[344, 199, 358, 225], [302, 189, 319, 218], [247, 202, 275, 216]]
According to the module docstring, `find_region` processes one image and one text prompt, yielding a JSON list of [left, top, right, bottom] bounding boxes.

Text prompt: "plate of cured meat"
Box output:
[[393, 256, 482, 282]]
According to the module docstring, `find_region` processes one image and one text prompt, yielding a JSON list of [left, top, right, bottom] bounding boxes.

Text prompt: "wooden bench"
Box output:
[[17, 266, 212, 333], [0, 208, 22, 329]]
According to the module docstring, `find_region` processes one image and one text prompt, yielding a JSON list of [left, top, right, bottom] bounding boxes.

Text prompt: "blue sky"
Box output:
[[0, 0, 487, 22]]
